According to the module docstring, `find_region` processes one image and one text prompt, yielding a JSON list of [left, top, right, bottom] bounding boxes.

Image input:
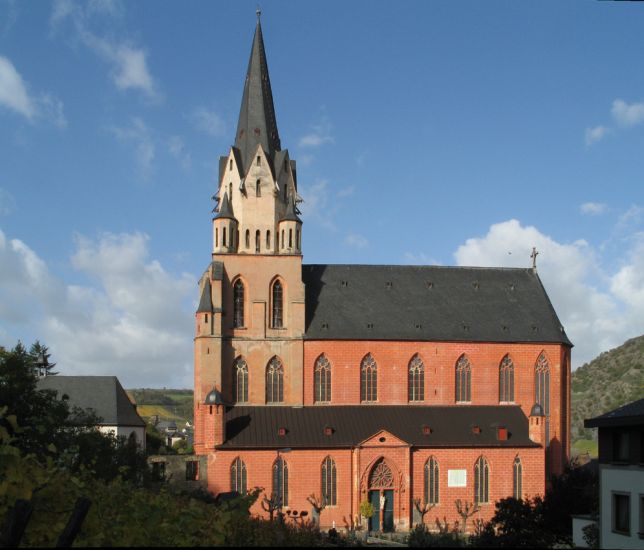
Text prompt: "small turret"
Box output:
[[213, 192, 238, 254], [277, 195, 302, 254], [204, 387, 227, 447], [529, 402, 546, 445]]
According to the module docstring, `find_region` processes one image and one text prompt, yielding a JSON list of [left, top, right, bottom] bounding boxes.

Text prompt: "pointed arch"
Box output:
[[535, 351, 551, 457], [321, 456, 337, 506], [369, 458, 394, 488], [474, 455, 489, 504], [255, 230, 261, 253], [408, 353, 425, 402], [424, 456, 439, 505], [271, 278, 284, 328], [314, 354, 331, 403], [266, 230, 271, 250], [272, 457, 288, 507], [266, 356, 284, 403], [233, 356, 248, 404], [513, 456, 522, 500], [499, 354, 515, 403], [230, 457, 247, 494], [233, 278, 245, 328], [455, 354, 471, 403], [245, 229, 250, 249], [360, 353, 377, 402]]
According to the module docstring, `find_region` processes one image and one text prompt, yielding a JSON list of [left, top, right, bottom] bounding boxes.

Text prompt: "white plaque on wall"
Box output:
[[448, 469, 467, 487]]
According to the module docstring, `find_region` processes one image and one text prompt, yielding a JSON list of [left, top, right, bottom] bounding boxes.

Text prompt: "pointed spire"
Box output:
[[234, 16, 281, 174], [214, 192, 235, 220], [280, 194, 302, 223]]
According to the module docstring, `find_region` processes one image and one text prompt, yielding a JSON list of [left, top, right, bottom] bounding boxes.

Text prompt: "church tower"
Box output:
[[194, 14, 305, 453]]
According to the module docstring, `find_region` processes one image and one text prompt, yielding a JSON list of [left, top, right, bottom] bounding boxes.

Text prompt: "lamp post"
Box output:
[[275, 447, 291, 523]]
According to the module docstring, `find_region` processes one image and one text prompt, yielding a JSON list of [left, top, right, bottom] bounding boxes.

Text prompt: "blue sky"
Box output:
[[0, 0, 642, 387]]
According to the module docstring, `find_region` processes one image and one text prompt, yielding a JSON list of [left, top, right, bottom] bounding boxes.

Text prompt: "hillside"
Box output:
[[571, 334, 644, 456], [127, 388, 193, 426]]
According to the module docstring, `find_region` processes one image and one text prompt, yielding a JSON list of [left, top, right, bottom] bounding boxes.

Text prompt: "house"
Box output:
[[584, 398, 644, 549], [192, 15, 572, 531], [38, 375, 146, 450]]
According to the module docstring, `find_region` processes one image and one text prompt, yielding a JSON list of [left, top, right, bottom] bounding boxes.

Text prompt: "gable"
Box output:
[[359, 429, 409, 447]]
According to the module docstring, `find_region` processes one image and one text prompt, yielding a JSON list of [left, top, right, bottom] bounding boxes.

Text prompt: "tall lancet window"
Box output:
[[266, 356, 284, 403], [360, 353, 377, 402], [233, 279, 244, 328], [513, 456, 522, 500], [424, 457, 439, 505], [535, 352, 551, 452], [273, 457, 288, 507], [321, 456, 337, 506], [499, 355, 515, 403], [474, 456, 489, 504], [231, 457, 247, 494], [314, 354, 331, 403], [233, 357, 248, 404], [455, 354, 471, 403], [272, 280, 283, 328], [256, 179, 261, 197], [408, 354, 425, 402], [255, 230, 260, 253]]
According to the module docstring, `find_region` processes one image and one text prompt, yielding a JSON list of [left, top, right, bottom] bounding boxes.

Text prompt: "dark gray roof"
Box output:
[[211, 261, 224, 281], [234, 20, 281, 175], [197, 279, 213, 313], [585, 398, 644, 428], [37, 376, 145, 427], [302, 265, 571, 345], [214, 192, 235, 220], [280, 195, 302, 223], [219, 405, 538, 449]]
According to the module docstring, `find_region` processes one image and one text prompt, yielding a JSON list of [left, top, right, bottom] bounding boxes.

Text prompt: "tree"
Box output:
[[28, 341, 58, 376]]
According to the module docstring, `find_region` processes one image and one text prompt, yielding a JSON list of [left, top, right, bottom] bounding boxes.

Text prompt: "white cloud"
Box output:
[[191, 107, 226, 137], [585, 125, 608, 146], [109, 117, 155, 179], [298, 116, 334, 148], [454, 219, 644, 369], [403, 252, 441, 265], [297, 178, 336, 231], [580, 202, 607, 215], [345, 233, 368, 248], [337, 185, 355, 198], [112, 46, 155, 95], [0, 228, 195, 387], [611, 99, 644, 127], [0, 55, 35, 119]]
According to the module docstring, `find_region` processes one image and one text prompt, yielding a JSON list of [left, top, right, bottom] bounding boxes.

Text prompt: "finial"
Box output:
[[256, 6, 261, 22], [530, 247, 539, 271]]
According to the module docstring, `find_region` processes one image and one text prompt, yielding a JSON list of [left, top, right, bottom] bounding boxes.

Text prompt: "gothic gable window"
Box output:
[[513, 456, 522, 499], [499, 355, 515, 403], [233, 279, 245, 328], [231, 457, 247, 494], [233, 357, 248, 404], [266, 356, 284, 403], [273, 457, 288, 507], [424, 457, 439, 505], [369, 458, 393, 488], [321, 456, 337, 506], [314, 354, 331, 403], [360, 353, 377, 403], [408, 354, 425, 402], [455, 354, 472, 403], [272, 280, 283, 328], [474, 456, 489, 504], [535, 352, 551, 446]]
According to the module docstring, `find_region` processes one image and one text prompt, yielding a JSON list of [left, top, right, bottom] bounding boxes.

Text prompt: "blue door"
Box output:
[[368, 490, 380, 532], [383, 490, 394, 532]]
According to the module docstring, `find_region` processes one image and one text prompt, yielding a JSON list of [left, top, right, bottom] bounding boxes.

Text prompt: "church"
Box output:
[[193, 16, 572, 532]]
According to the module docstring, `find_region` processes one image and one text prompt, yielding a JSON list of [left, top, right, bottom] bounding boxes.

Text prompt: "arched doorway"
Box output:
[[368, 458, 395, 532]]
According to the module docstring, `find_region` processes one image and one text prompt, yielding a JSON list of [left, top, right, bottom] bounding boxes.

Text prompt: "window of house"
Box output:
[[513, 456, 522, 499], [360, 353, 377, 402], [612, 492, 630, 535], [408, 354, 425, 402], [289, 228, 293, 248], [233, 357, 248, 403], [424, 457, 439, 505], [273, 458, 288, 507], [272, 280, 283, 328], [321, 456, 337, 506], [231, 457, 247, 494], [499, 355, 515, 402], [256, 179, 261, 197], [474, 456, 489, 504], [229, 159, 233, 171], [255, 230, 260, 253], [266, 357, 284, 403], [257, 155, 261, 166], [614, 430, 630, 463], [229, 182, 232, 197], [222, 227, 227, 248], [233, 279, 244, 328], [455, 355, 471, 403], [266, 230, 271, 249], [186, 460, 199, 481], [245, 230, 250, 249], [152, 461, 166, 481], [314, 354, 331, 403]]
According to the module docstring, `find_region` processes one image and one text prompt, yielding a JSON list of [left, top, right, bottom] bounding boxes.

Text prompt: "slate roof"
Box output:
[[197, 278, 213, 313], [219, 405, 538, 449], [585, 398, 644, 428], [214, 192, 235, 220], [37, 376, 145, 427], [302, 264, 571, 345], [280, 195, 302, 223]]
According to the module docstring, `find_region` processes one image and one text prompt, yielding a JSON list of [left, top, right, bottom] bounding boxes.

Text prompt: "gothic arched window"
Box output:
[[231, 457, 247, 494], [272, 280, 283, 328], [408, 354, 425, 402], [474, 456, 489, 504], [223, 227, 227, 247], [369, 458, 393, 488], [273, 457, 288, 507], [499, 355, 515, 403], [424, 457, 439, 505], [266, 230, 271, 249], [314, 354, 331, 403], [255, 230, 260, 253], [245, 230, 250, 249], [233, 279, 244, 328], [256, 179, 261, 197], [321, 456, 337, 506], [535, 352, 551, 449], [233, 357, 248, 404], [455, 355, 471, 403], [513, 456, 522, 500], [266, 357, 284, 403], [360, 353, 377, 402]]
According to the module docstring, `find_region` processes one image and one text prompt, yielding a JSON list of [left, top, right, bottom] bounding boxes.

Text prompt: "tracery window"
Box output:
[[273, 457, 288, 507], [233, 357, 248, 404], [266, 356, 284, 403], [455, 355, 471, 403], [474, 456, 489, 504], [231, 457, 247, 494], [535, 352, 550, 445], [408, 354, 425, 402], [272, 280, 283, 328], [321, 456, 337, 506], [499, 355, 515, 402], [513, 456, 522, 500], [424, 457, 439, 505], [314, 354, 331, 403], [233, 279, 244, 328], [360, 353, 377, 402], [369, 458, 393, 488]]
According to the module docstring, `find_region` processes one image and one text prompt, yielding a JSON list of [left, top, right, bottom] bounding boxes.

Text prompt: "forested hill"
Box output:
[[127, 388, 193, 425], [571, 334, 644, 453]]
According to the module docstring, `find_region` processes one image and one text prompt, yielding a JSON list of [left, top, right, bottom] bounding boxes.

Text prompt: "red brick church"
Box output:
[[193, 16, 572, 532]]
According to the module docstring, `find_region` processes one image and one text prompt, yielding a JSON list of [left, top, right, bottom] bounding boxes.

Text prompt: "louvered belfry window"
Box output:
[[272, 280, 283, 328], [360, 353, 377, 402], [455, 355, 471, 403], [321, 456, 337, 506], [408, 354, 425, 402], [231, 457, 247, 494], [314, 354, 331, 403], [424, 457, 439, 505], [233, 357, 248, 404], [266, 356, 284, 403], [499, 355, 515, 402], [233, 279, 244, 328], [273, 457, 288, 507], [513, 456, 522, 499], [474, 456, 489, 504]]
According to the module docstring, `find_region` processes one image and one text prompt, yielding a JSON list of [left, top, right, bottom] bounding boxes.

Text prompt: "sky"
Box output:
[[0, 0, 643, 388]]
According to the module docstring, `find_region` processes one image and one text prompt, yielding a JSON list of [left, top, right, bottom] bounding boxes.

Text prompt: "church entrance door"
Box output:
[[368, 490, 380, 532], [382, 489, 394, 532]]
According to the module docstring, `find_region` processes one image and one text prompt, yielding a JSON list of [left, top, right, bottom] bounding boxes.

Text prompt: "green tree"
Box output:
[[28, 340, 58, 376]]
